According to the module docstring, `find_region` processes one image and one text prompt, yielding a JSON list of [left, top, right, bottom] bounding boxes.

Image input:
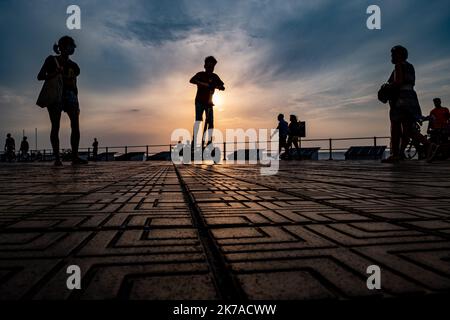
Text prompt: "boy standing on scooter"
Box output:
[[190, 56, 225, 151]]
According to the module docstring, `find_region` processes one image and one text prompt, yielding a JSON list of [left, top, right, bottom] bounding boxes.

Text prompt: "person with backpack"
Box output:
[[287, 115, 301, 160], [37, 36, 87, 166]]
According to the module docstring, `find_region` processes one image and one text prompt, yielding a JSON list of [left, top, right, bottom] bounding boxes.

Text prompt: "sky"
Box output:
[[1, 0, 450, 150]]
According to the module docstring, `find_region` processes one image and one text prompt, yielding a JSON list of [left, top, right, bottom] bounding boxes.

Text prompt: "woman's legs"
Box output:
[[286, 136, 293, 152], [399, 121, 411, 157], [279, 135, 287, 154], [47, 107, 62, 161], [383, 118, 404, 163], [286, 136, 295, 159], [66, 108, 80, 159], [292, 136, 300, 158], [391, 121, 402, 158], [390, 120, 402, 158]]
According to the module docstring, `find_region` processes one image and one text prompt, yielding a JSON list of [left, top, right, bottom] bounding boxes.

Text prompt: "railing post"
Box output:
[[88, 148, 90, 160], [373, 136, 377, 147], [223, 141, 226, 161], [146, 145, 149, 159], [106, 147, 109, 162], [125, 146, 128, 156], [328, 138, 333, 160], [43, 149, 46, 161]]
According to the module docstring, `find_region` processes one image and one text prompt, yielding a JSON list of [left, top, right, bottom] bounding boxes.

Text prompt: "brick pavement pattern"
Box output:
[[0, 161, 449, 300]]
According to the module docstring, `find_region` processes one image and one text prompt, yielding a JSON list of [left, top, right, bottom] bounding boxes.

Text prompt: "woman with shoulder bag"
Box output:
[[381, 45, 435, 163], [37, 36, 87, 166]]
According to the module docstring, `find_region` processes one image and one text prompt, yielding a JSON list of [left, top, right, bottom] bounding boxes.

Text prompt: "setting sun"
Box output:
[[213, 91, 224, 110]]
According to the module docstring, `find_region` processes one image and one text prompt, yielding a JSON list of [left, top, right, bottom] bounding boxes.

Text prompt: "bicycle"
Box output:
[[404, 119, 427, 160]]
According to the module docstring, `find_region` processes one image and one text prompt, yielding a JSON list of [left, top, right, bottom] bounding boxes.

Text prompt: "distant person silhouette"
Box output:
[[37, 36, 87, 166], [190, 56, 225, 150], [428, 98, 449, 131], [428, 98, 450, 148], [287, 115, 301, 159], [19, 136, 29, 161], [381, 45, 434, 163], [271, 113, 289, 156], [92, 138, 99, 161], [4, 133, 15, 162], [185, 140, 192, 154], [175, 140, 184, 157]]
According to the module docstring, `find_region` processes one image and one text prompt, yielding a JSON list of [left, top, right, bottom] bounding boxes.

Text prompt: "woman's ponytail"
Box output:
[[53, 42, 60, 55]]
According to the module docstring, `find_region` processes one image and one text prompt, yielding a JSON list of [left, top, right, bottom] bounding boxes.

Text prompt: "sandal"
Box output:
[[381, 156, 400, 164], [72, 157, 88, 165]]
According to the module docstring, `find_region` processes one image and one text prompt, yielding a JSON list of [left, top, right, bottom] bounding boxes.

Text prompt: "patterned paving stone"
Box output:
[[0, 160, 450, 300]]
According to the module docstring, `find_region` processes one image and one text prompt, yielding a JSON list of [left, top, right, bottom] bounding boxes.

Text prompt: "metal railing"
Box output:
[[0, 136, 391, 161]]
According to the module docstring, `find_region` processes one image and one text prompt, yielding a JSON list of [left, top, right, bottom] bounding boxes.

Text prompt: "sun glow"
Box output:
[[213, 92, 224, 110]]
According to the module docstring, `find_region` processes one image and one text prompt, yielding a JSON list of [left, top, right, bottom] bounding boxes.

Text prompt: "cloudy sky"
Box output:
[[1, 0, 449, 149]]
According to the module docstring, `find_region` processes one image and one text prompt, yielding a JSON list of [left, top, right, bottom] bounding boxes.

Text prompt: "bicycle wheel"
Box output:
[[404, 141, 417, 159]]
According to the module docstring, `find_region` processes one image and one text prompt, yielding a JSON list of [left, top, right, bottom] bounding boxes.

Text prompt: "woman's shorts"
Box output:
[[389, 90, 422, 122], [62, 90, 79, 113]]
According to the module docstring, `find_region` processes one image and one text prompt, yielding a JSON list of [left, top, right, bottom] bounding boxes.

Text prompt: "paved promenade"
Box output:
[[0, 161, 449, 300]]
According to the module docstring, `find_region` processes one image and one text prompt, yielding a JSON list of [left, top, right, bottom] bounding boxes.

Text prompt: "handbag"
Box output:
[[36, 56, 63, 108], [377, 83, 396, 104]]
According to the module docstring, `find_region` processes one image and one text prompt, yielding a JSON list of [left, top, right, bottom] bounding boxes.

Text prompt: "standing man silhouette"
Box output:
[[19, 136, 29, 161], [4, 133, 15, 162], [190, 56, 225, 153], [92, 138, 99, 161], [272, 114, 289, 156]]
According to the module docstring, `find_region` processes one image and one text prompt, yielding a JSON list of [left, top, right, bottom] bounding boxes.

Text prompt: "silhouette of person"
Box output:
[[428, 98, 449, 131], [381, 46, 434, 163], [190, 56, 225, 150], [287, 115, 301, 159], [174, 140, 184, 157], [37, 36, 87, 166], [185, 140, 191, 155], [92, 138, 99, 161], [4, 133, 15, 162], [19, 136, 29, 161], [271, 113, 289, 156], [428, 98, 450, 146]]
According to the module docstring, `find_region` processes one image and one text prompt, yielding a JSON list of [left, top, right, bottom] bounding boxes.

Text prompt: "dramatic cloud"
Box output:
[[0, 0, 449, 149]]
